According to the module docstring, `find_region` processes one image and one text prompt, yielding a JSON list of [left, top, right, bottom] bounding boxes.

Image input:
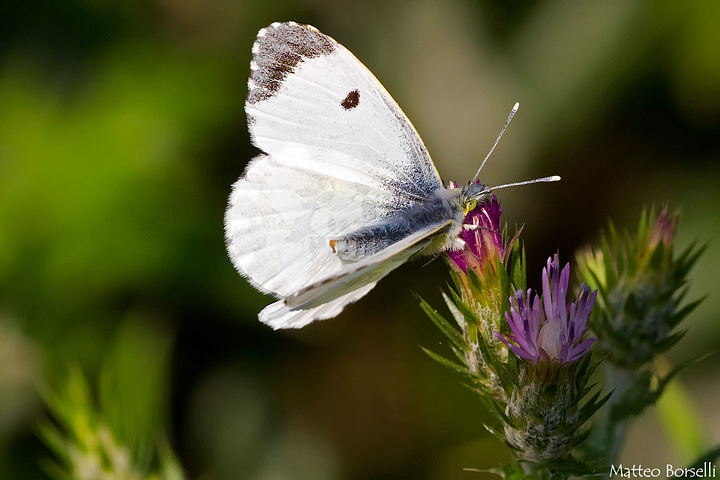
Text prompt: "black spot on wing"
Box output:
[[248, 22, 336, 104], [340, 89, 360, 110]]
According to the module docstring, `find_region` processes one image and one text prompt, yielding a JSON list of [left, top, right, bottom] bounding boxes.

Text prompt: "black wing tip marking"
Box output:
[[247, 21, 336, 104]]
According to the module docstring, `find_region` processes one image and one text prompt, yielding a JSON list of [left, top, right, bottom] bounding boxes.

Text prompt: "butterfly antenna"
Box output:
[[474, 102, 519, 180], [490, 175, 561, 191]]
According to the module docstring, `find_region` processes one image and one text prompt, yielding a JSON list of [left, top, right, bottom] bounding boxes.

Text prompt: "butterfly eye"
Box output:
[[463, 198, 478, 215]]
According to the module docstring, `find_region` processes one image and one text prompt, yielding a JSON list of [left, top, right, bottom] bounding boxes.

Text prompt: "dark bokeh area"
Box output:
[[0, 1, 718, 479]]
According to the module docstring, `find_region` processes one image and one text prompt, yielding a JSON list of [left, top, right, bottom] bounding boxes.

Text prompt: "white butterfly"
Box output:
[[225, 22, 558, 329]]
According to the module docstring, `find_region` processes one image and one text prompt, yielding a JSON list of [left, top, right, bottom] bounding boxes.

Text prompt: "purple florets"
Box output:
[[496, 255, 597, 365], [447, 193, 503, 273]]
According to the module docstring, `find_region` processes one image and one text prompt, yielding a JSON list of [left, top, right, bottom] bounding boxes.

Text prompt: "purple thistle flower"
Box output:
[[447, 192, 503, 273], [496, 255, 597, 365]]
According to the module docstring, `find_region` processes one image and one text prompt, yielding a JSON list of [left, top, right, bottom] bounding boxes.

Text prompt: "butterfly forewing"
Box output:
[[246, 23, 442, 198]]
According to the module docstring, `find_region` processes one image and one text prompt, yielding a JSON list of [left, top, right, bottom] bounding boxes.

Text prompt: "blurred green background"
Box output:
[[1, 0, 718, 478]]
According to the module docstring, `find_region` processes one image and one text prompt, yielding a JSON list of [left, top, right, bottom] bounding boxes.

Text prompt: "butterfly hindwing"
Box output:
[[258, 283, 378, 330], [260, 221, 452, 329]]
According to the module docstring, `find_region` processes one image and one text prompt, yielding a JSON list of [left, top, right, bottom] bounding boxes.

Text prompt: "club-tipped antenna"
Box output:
[[490, 175, 561, 191], [474, 102, 519, 180]]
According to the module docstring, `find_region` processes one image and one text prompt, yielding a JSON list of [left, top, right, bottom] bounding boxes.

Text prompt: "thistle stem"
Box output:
[[586, 363, 636, 462]]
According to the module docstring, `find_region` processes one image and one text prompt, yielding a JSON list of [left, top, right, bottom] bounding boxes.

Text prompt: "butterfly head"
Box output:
[[460, 179, 492, 215]]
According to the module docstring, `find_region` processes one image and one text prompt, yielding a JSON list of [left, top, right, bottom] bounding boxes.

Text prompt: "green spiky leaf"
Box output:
[[418, 296, 468, 352]]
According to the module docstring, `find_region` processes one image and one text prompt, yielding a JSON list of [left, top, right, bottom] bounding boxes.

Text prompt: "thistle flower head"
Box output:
[[443, 192, 509, 365], [447, 192, 503, 274], [424, 228, 608, 471], [497, 255, 597, 366], [576, 206, 703, 367]]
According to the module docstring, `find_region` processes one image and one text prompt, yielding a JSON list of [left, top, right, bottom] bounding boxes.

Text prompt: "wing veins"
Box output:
[[254, 138, 429, 202]]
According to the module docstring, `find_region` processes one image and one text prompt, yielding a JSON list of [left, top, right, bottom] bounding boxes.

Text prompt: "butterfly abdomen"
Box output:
[[331, 192, 462, 261]]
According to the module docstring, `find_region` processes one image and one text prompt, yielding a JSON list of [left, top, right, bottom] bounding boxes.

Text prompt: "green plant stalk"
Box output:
[[586, 363, 636, 463], [655, 365, 707, 463]]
